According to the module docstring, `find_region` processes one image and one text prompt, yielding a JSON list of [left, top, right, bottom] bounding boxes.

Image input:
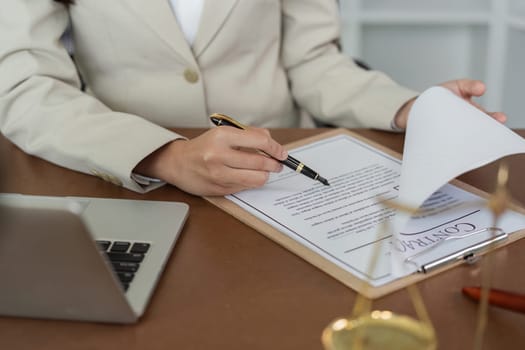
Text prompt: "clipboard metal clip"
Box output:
[[404, 227, 507, 274]]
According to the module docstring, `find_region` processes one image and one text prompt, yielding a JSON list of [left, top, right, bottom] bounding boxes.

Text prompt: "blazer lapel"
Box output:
[[192, 0, 239, 57], [127, 0, 195, 64]]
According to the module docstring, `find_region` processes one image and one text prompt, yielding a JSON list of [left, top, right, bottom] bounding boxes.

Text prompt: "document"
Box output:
[[228, 134, 525, 287], [218, 87, 525, 292]]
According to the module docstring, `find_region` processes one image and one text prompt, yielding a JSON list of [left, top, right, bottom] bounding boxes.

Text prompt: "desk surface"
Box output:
[[1, 128, 525, 350]]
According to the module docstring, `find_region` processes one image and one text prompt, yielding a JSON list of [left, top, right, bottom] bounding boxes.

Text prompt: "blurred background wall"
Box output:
[[339, 0, 525, 128]]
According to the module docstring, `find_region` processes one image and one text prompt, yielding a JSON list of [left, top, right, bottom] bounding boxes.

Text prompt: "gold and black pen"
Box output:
[[210, 113, 330, 186]]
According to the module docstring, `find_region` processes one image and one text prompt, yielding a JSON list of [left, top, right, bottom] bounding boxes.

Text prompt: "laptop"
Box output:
[[0, 193, 189, 324]]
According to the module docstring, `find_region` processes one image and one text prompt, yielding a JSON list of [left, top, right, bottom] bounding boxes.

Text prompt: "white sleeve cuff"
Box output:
[[131, 173, 164, 186]]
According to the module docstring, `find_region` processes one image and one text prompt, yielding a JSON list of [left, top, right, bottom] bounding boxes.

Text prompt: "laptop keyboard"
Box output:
[[96, 240, 151, 292]]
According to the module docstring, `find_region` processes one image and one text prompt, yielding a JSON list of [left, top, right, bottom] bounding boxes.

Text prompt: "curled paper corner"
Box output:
[[390, 86, 525, 277]]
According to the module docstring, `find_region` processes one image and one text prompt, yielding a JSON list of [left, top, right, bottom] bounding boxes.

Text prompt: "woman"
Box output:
[[0, 0, 505, 195]]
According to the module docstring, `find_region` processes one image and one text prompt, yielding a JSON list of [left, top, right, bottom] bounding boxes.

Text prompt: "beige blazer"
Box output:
[[0, 0, 416, 192]]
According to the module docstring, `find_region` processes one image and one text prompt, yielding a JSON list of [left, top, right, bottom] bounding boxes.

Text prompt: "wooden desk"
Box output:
[[1, 129, 525, 350]]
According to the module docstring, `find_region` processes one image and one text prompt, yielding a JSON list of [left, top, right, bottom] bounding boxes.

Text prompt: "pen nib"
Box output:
[[318, 176, 330, 186]]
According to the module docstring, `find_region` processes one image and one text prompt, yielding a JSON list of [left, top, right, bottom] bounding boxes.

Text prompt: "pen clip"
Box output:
[[210, 113, 247, 130]]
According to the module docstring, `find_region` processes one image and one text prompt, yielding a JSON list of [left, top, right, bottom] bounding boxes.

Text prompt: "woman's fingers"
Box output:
[[440, 79, 507, 123]]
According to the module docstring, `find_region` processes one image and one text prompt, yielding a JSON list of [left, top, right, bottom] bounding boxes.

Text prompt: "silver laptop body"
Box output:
[[0, 193, 189, 323]]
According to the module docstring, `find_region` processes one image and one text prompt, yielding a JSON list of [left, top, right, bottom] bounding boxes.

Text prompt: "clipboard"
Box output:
[[205, 128, 525, 298]]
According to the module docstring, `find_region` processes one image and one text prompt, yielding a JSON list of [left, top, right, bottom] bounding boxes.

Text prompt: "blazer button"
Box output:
[[183, 68, 199, 83], [90, 169, 103, 179], [99, 173, 111, 182], [108, 175, 123, 187]]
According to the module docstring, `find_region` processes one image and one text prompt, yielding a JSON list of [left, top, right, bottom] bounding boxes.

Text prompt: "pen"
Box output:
[[210, 113, 330, 186], [462, 286, 525, 314]]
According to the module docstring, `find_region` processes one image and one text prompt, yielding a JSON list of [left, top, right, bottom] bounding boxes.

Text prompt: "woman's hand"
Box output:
[[134, 126, 288, 196], [393, 79, 507, 129]]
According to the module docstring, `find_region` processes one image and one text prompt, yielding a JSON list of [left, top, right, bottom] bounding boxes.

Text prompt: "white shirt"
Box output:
[[169, 0, 204, 45]]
